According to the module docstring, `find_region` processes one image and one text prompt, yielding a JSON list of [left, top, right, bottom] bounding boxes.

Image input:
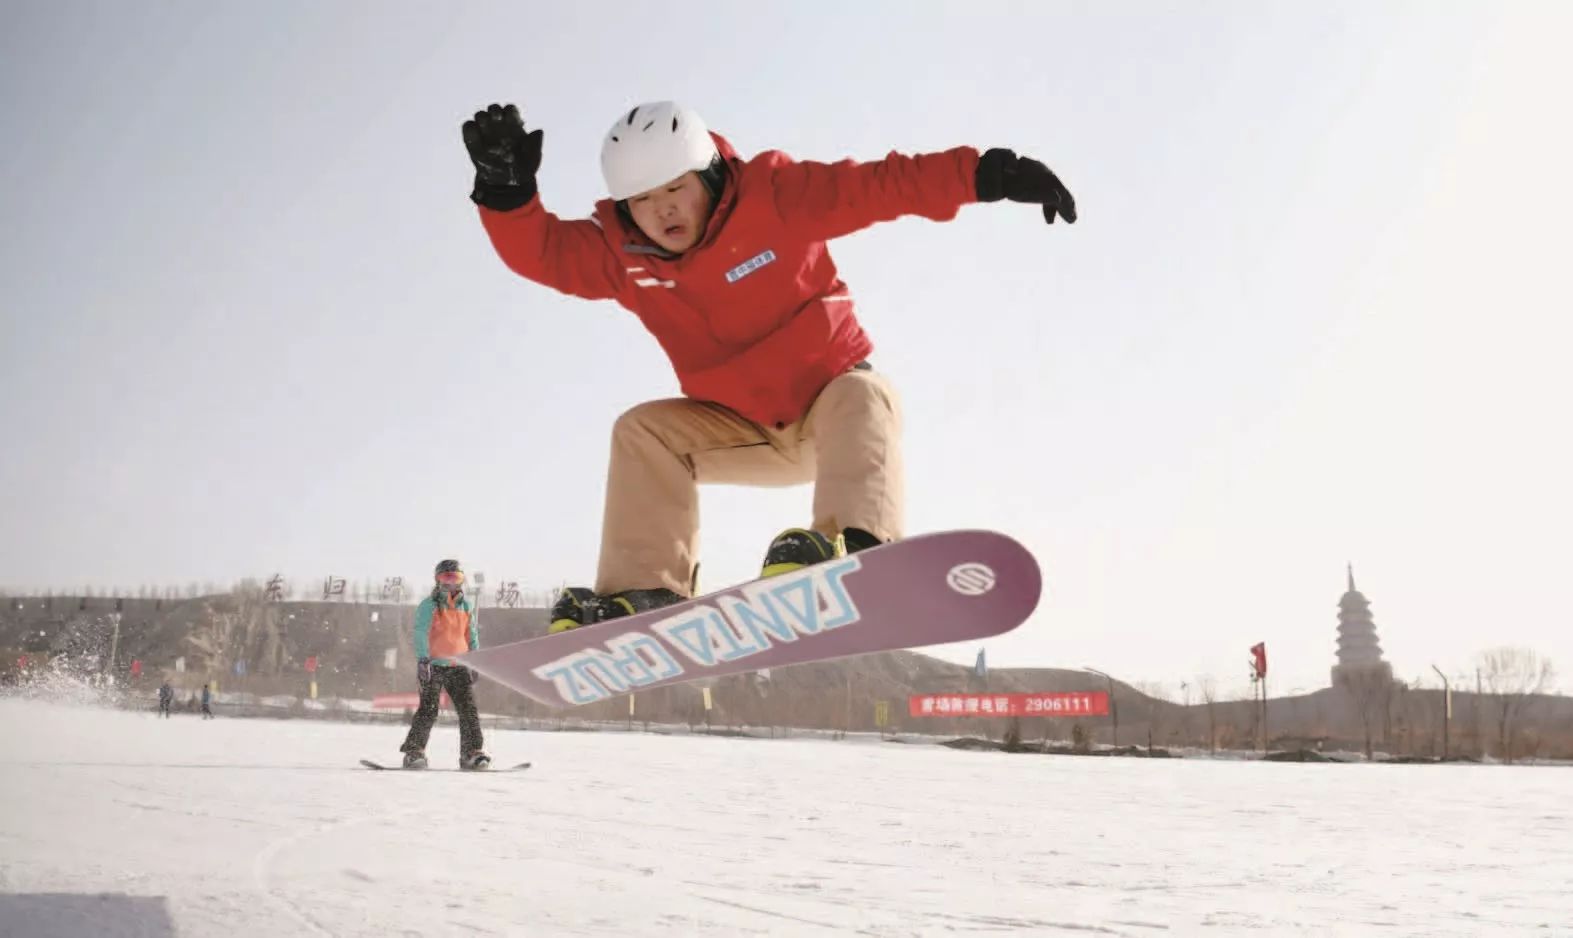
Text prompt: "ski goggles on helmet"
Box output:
[[436, 571, 464, 586]]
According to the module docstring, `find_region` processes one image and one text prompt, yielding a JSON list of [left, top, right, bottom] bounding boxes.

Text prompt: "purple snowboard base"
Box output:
[[460, 529, 1041, 709]]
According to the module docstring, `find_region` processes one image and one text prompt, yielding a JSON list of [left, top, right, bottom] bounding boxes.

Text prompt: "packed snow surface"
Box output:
[[1, 698, 1569, 936]]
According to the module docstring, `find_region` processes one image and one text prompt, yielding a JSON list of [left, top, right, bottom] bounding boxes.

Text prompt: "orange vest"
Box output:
[[417, 595, 475, 661]]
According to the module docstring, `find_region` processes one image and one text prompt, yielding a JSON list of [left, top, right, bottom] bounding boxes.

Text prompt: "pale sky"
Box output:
[[3, 1, 1570, 696]]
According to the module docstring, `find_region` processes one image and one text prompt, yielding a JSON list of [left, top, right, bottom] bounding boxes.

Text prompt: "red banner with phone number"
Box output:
[[908, 692, 1109, 718]]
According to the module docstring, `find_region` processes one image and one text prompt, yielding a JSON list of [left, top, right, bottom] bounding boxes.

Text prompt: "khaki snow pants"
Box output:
[[595, 365, 903, 596]]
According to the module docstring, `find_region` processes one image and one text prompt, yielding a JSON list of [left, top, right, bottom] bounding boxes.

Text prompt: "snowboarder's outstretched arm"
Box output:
[[770, 145, 1077, 241], [463, 103, 624, 300], [768, 147, 979, 240], [476, 202, 625, 301]]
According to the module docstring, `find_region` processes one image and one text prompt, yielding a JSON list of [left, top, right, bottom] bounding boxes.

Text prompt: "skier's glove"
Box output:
[[462, 103, 543, 212], [416, 657, 433, 684], [975, 148, 1077, 224]]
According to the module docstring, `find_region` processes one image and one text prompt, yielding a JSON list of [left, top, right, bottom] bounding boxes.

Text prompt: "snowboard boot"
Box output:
[[760, 527, 886, 578], [401, 750, 428, 770], [548, 587, 598, 634], [460, 750, 492, 771], [840, 527, 884, 555], [548, 586, 684, 633], [761, 528, 845, 578]]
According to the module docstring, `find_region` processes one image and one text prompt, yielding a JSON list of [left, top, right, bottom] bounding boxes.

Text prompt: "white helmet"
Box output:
[[600, 101, 719, 201]]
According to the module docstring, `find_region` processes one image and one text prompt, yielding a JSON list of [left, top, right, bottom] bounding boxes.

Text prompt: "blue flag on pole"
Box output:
[[974, 647, 987, 680]]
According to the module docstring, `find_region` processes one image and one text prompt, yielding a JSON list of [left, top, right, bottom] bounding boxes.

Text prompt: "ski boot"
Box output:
[[547, 586, 683, 633], [761, 527, 885, 578], [460, 750, 492, 771], [401, 750, 428, 770]]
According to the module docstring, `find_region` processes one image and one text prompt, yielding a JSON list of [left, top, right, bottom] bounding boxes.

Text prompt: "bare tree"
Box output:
[[1384, 680, 1411, 755], [1400, 674, 1442, 758], [227, 580, 284, 675], [1134, 681, 1172, 752], [1198, 676, 1219, 752], [1233, 681, 1262, 751], [185, 609, 238, 676], [1336, 665, 1393, 759], [1477, 647, 1556, 764]]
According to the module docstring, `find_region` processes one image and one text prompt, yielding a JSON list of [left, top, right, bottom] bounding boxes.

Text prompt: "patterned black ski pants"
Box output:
[[400, 665, 483, 756]]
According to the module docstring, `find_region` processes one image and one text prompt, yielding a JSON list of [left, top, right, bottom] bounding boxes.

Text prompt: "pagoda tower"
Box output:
[[1330, 564, 1392, 685]]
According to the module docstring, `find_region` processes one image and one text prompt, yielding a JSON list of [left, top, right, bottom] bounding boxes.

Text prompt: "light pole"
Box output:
[[107, 613, 122, 682], [1084, 666, 1118, 747], [1431, 664, 1450, 761]]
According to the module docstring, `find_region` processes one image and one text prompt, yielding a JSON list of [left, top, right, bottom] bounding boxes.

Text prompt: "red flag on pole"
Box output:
[[304, 655, 318, 674], [1250, 642, 1267, 679], [130, 659, 142, 678]]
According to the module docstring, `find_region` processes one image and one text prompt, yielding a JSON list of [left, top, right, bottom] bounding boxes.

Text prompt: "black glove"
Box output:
[[462, 103, 543, 212], [416, 657, 433, 685], [975, 148, 1077, 224]]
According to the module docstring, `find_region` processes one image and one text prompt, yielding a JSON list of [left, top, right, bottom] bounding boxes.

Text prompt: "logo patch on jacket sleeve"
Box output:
[[724, 249, 777, 283]]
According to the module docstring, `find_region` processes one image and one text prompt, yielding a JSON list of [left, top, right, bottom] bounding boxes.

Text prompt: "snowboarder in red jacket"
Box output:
[[462, 101, 1075, 632]]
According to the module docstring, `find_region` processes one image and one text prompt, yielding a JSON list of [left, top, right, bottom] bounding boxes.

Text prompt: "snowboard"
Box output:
[[458, 529, 1040, 709], [358, 758, 533, 772]]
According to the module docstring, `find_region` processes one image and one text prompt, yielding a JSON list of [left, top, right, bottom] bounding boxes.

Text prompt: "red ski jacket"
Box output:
[[478, 133, 980, 428]]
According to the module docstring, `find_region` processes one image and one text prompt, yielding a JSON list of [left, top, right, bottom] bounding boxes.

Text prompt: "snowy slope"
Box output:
[[1, 698, 1569, 937]]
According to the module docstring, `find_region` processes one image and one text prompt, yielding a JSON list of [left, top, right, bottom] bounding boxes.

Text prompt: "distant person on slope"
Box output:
[[157, 680, 174, 718], [461, 101, 1076, 631], [398, 559, 489, 770]]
